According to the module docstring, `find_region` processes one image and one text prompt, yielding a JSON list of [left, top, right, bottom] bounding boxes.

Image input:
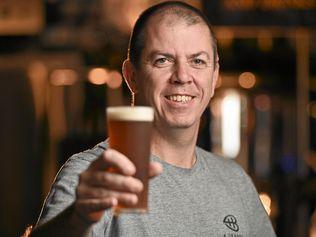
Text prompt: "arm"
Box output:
[[31, 203, 93, 237], [32, 149, 162, 236]]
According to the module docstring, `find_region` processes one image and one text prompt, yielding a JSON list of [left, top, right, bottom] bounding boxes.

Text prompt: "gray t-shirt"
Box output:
[[37, 141, 276, 237]]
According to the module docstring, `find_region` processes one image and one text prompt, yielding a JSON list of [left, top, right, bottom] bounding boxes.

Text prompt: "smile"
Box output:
[[165, 95, 194, 103]]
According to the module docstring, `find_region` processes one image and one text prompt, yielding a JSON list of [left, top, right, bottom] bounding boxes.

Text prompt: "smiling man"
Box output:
[[31, 1, 276, 237], [123, 6, 218, 168]]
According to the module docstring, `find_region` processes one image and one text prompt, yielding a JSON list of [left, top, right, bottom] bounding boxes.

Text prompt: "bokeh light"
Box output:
[[28, 61, 48, 81], [221, 90, 241, 158], [88, 68, 109, 85], [259, 192, 272, 216], [107, 70, 123, 89], [255, 94, 271, 112], [238, 72, 256, 89], [50, 69, 78, 86]]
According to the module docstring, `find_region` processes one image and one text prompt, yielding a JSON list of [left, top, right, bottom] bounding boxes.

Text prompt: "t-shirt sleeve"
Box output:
[[35, 143, 114, 236], [36, 154, 92, 226], [232, 162, 276, 237]]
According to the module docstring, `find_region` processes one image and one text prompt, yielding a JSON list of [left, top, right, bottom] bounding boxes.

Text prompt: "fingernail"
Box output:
[[112, 198, 118, 206], [128, 164, 136, 175], [131, 195, 138, 204], [136, 181, 144, 193]]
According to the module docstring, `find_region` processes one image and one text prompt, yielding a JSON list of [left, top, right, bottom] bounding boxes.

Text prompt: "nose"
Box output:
[[170, 61, 192, 84]]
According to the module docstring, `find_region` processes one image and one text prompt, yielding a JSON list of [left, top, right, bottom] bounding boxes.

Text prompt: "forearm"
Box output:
[[30, 204, 93, 237]]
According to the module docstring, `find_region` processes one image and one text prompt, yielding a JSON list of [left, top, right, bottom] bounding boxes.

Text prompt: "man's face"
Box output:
[[131, 16, 218, 130]]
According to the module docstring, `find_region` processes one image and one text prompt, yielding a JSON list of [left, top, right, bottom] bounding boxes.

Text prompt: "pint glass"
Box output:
[[106, 106, 154, 214]]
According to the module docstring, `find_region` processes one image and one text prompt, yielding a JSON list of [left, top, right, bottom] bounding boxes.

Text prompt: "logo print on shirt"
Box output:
[[223, 215, 239, 232]]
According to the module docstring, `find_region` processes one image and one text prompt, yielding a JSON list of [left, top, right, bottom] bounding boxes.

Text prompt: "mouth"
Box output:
[[165, 94, 194, 103]]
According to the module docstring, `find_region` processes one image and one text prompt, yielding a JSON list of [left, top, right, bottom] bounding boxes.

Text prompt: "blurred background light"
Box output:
[[28, 61, 48, 81], [255, 94, 271, 112], [259, 192, 272, 216], [107, 70, 123, 89], [210, 97, 222, 117], [27, 61, 48, 120], [50, 69, 78, 86], [258, 30, 273, 52], [88, 68, 109, 85], [101, 0, 201, 34], [307, 101, 316, 119], [221, 90, 241, 158], [216, 27, 234, 48], [238, 72, 256, 89], [310, 210, 316, 237]]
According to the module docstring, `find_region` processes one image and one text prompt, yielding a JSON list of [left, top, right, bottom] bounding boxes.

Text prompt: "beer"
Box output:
[[106, 106, 154, 214]]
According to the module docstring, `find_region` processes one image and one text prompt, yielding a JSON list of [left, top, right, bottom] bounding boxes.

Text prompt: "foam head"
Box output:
[[106, 106, 154, 121]]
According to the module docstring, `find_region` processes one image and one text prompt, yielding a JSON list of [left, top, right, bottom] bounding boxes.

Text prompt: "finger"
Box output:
[[77, 189, 138, 206], [76, 197, 117, 214], [80, 173, 143, 193], [149, 161, 163, 178], [91, 149, 136, 176]]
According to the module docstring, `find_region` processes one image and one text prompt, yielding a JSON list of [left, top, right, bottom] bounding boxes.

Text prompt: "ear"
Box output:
[[122, 59, 138, 94], [210, 55, 219, 98]]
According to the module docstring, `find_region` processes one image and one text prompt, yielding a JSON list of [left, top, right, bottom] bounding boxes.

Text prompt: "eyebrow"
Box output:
[[189, 51, 211, 60], [146, 51, 174, 60], [146, 50, 211, 61]]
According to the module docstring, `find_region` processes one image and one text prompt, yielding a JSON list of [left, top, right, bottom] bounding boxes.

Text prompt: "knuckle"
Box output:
[[76, 185, 85, 197], [91, 189, 100, 198], [122, 177, 142, 193], [121, 193, 137, 205], [121, 177, 131, 189], [104, 150, 114, 162], [128, 177, 143, 193], [102, 172, 112, 184]]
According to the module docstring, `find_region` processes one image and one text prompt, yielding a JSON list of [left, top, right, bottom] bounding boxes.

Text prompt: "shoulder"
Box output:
[[49, 140, 109, 197], [68, 140, 107, 164], [36, 141, 108, 226], [196, 146, 245, 176], [196, 148, 276, 235], [196, 146, 261, 203], [195, 146, 254, 191], [57, 141, 108, 178]]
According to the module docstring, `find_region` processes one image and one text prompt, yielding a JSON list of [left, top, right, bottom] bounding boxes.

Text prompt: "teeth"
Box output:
[[167, 95, 193, 103]]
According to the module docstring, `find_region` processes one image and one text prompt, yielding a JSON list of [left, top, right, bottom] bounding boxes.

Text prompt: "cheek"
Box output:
[[143, 70, 166, 93], [196, 72, 213, 91], [137, 73, 160, 105]]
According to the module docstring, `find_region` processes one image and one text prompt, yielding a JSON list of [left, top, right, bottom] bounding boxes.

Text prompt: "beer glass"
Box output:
[[106, 106, 154, 214]]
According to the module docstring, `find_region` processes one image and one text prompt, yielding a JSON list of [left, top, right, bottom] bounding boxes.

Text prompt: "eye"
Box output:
[[194, 59, 203, 64], [156, 58, 167, 64], [190, 58, 208, 69], [153, 57, 173, 67]]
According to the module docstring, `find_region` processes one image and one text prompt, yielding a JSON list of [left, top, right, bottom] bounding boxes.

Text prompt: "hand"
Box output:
[[74, 149, 162, 223]]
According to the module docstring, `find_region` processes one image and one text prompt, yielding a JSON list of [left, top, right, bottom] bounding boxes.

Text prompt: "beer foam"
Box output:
[[106, 106, 154, 121]]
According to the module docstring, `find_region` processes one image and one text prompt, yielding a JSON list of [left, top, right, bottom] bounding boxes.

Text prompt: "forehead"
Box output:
[[143, 14, 213, 55]]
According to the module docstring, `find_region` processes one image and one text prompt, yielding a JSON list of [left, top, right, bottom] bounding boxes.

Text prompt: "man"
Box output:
[[31, 1, 276, 236]]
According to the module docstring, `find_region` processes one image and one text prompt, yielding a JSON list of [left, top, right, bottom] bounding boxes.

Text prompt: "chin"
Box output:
[[166, 118, 196, 129]]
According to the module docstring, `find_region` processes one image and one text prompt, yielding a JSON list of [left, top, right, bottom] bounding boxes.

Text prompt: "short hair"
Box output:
[[128, 1, 218, 69]]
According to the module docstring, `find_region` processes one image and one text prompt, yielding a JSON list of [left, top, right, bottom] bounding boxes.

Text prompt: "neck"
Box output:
[[151, 122, 199, 168]]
